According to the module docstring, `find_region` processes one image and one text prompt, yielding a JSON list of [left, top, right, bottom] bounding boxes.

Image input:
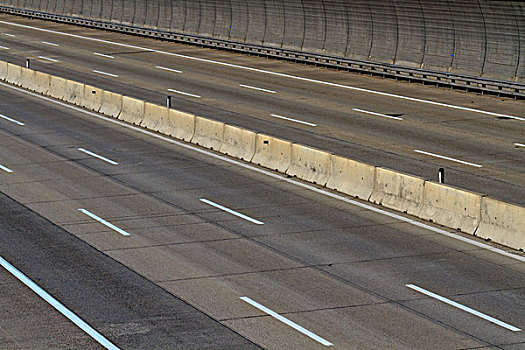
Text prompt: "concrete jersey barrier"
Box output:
[[6, 63, 22, 86], [33, 71, 51, 94], [191, 116, 225, 150], [2, 60, 523, 252], [251, 134, 292, 173], [419, 181, 482, 234], [161, 109, 195, 141], [99, 91, 122, 118], [326, 155, 375, 200], [141, 102, 168, 131], [370, 167, 425, 216], [19, 67, 35, 89], [81, 85, 103, 112], [477, 198, 525, 251], [0, 60, 7, 80], [63, 79, 84, 105], [220, 124, 257, 161], [119, 96, 145, 126], [48, 75, 67, 100], [287, 144, 332, 186]]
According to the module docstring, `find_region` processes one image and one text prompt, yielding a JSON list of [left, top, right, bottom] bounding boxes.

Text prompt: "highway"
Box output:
[[0, 14, 524, 206], [1, 73, 524, 348]]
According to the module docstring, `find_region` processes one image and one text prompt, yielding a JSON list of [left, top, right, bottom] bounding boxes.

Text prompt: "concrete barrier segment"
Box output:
[[191, 116, 225, 151], [251, 134, 292, 173], [159, 109, 195, 142], [6, 63, 22, 86], [48, 75, 68, 100], [63, 79, 85, 106], [141, 102, 168, 131], [326, 155, 375, 200], [477, 197, 524, 251], [419, 181, 482, 234], [161, 109, 196, 141], [99, 90, 123, 118], [119, 96, 145, 126], [370, 167, 425, 216], [287, 143, 332, 186], [33, 71, 51, 95], [80, 85, 103, 112], [19, 67, 35, 89], [0, 60, 7, 80], [220, 124, 257, 161]]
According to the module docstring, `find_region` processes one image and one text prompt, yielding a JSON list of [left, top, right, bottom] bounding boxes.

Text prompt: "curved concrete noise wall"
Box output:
[[1, 0, 524, 83]]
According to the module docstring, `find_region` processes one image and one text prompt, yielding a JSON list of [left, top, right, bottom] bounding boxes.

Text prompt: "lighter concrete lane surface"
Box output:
[[0, 14, 524, 205], [0, 171, 260, 349], [1, 80, 524, 349]]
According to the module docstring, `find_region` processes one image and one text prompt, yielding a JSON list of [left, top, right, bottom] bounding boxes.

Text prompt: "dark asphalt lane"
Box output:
[[0, 14, 524, 205], [0, 81, 524, 349]]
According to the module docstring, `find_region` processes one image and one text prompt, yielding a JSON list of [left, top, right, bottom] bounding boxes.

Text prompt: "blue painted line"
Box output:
[[0, 255, 122, 350]]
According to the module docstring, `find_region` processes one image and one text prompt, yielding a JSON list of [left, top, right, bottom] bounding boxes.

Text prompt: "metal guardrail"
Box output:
[[2, 6, 524, 100]]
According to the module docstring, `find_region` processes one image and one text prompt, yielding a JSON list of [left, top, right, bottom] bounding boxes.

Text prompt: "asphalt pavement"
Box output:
[[0, 77, 524, 348]]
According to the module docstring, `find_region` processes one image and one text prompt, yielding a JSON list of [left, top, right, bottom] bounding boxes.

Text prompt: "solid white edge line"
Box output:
[[240, 297, 333, 346], [514, 143, 525, 148], [156, 65, 183, 74], [406, 284, 521, 332], [0, 45, 9, 50], [414, 150, 483, 168], [352, 108, 404, 121], [270, 113, 317, 127], [93, 52, 114, 59], [0, 255, 121, 350], [167, 88, 201, 98], [0, 164, 13, 173], [41, 41, 59, 46], [0, 20, 520, 121], [78, 148, 119, 165], [78, 209, 130, 236], [92, 70, 118, 78], [200, 199, 264, 225], [239, 84, 277, 94], [38, 56, 59, 63], [0, 112, 25, 125], [2, 81, 524, 264]]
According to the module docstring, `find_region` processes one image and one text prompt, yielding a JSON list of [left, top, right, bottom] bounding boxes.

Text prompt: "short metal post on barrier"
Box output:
[[438, 168, 445, 184], [166, 96, 172, 108], [25, 59, 30, 69]]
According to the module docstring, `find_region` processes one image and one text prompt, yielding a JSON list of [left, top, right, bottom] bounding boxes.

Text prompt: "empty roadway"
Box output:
[[0, 14, 524, 205], [0, 74, 524, 348]]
